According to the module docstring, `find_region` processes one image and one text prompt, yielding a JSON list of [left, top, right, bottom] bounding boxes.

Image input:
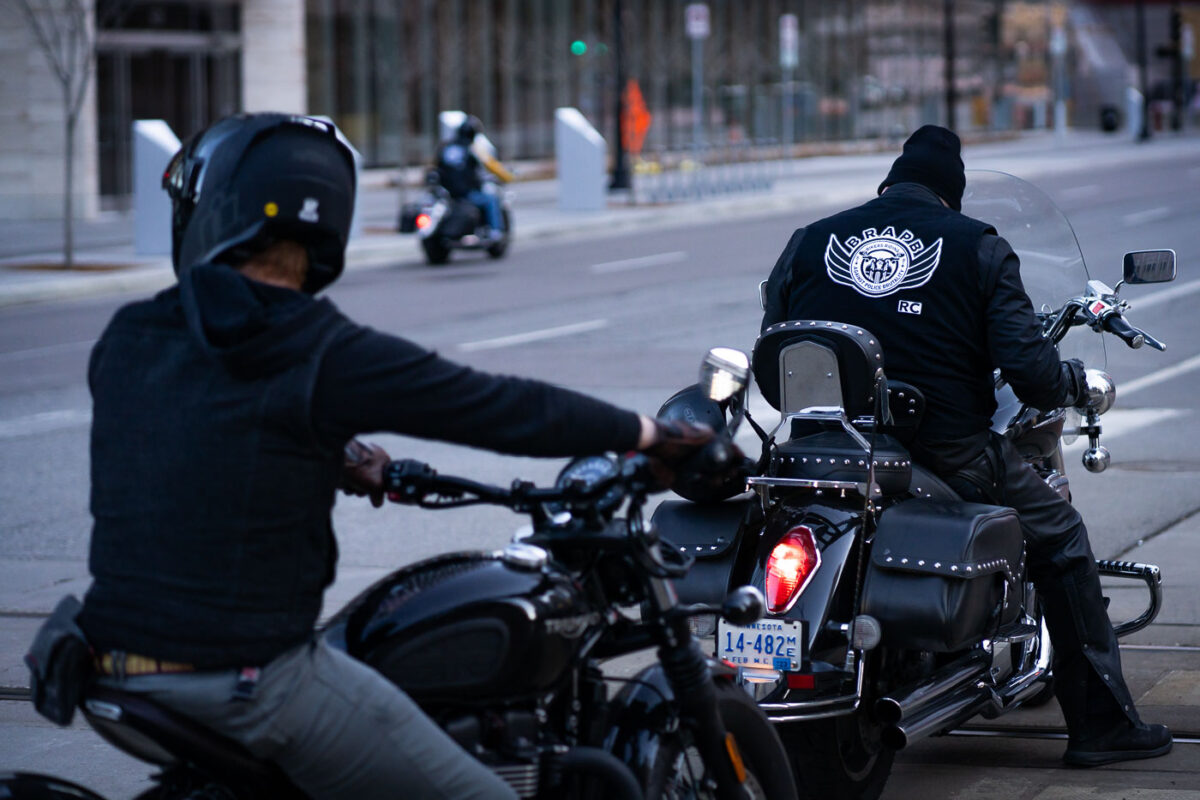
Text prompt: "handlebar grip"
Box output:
[[1102, 313, 1145, 349], [384, 459, 437, 504]]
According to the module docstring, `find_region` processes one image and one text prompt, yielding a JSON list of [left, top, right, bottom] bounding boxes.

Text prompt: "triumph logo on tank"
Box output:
[[824, 226, 943, 298]]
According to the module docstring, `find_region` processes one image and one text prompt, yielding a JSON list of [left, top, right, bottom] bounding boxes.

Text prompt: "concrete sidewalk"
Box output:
[[2, 129, 1197, 309]]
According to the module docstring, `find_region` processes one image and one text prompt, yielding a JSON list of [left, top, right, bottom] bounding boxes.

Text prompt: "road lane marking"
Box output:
[[0, 339, 94, 363], [1118, 353, 1200, 398], [1122, 207, 1171, 226], [1125, 278, 1200, 312], [0, 409, 91, 440], [590, 251, 688, 274], [1063, 408, 1186, 452], [458, 319, 609, 352]]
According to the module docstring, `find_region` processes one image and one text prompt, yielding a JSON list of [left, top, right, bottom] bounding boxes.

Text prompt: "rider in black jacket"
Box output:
[[79, 113, 713, 800], [761, 125, 1171, 767]]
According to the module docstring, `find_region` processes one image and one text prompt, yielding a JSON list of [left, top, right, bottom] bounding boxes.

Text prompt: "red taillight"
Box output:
[[764, 526, 821, 614], [415, 213, 432, 229]]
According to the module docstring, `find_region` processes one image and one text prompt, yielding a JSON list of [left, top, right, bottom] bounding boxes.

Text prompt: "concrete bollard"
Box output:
[[555, 108, 606, 212], [133, 120, 181, 257], [1126, 87, 1144, 140]]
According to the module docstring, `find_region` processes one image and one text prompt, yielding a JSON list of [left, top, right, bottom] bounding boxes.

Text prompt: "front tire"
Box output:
[[779, 710, 894, 800], [647, 680, 797, 800]]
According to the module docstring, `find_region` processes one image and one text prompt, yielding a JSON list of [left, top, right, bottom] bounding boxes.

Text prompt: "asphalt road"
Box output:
[[1, 148, 1199, 797]]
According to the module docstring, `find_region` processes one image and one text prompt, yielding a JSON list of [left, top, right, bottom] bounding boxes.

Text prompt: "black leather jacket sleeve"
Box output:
[[979, 234, 1070, 411], [760, 228, 806, 332]]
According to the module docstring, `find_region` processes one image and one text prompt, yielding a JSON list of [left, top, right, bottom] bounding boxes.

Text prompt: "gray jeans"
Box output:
[[100, 638, 517, 800]]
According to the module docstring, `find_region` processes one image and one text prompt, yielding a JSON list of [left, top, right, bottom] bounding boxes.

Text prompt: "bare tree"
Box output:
[[4, 0, 127, 268]]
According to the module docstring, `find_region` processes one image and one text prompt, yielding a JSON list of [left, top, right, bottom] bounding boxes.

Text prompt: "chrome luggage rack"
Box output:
[[746, 475, 875, 505]]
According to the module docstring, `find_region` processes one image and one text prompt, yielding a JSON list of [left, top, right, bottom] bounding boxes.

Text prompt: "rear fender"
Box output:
[[751, 505, 860, 658]]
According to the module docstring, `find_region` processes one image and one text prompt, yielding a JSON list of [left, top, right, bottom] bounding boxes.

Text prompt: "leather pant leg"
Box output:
[[943, 435, 1139, 738]]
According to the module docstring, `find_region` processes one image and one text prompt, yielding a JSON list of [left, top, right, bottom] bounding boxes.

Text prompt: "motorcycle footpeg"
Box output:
[[1096, 559, 1163, 638], [992, 622, 1038, 644]]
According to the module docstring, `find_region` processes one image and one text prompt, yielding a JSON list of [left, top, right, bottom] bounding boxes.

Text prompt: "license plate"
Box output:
[[717, 618, 805, 671]]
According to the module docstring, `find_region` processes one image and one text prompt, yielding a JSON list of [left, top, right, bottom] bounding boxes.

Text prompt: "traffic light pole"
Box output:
[[610, 0, 631, 190]]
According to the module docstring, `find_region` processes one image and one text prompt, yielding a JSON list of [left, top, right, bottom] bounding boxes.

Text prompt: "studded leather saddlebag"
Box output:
[[652, 498, 755, 606], [861, 500, 1023, 652]]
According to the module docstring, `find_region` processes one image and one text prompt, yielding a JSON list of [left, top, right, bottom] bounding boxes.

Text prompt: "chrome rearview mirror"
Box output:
[[758, 280, 769, 311], [699, 347, 750, 403], [1123, 249, 1176, 285]]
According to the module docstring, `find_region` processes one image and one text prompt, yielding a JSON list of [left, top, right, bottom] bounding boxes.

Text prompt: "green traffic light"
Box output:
[[570, 40, 587, 56]]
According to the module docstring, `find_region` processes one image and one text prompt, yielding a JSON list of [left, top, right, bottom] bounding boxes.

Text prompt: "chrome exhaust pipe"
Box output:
[[881, 686, 994, 750], [874, 653, 989, 727]]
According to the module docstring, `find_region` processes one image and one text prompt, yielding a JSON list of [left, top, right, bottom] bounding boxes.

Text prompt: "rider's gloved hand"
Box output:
[[640, 418, 747, 500], [340, 439, 391, 507], [640, 418, 716, 490], [1060, 358, 1089, 409]]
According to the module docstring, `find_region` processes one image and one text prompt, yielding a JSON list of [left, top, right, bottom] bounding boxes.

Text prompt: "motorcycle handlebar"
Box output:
[[383, 456, 652, 511], [1101, 312, 1146, 349]]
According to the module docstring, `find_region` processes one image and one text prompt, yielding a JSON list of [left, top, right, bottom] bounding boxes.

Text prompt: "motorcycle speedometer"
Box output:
[[554, 455, 623, 514]]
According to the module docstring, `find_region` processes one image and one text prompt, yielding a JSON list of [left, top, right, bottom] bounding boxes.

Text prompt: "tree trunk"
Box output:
[[63, 95, 76, 270]]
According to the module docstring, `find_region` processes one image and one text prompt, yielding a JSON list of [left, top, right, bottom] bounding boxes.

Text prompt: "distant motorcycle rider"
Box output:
[[760, 125, 1171, 767], [435, 115, 513, 241], [76, 112, 715, 800]]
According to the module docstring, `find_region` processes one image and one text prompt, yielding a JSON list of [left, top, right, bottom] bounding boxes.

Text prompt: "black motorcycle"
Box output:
[[6, 439, 797, 799], [652, 172, 1173, 799], [399, 170, 512, 265]]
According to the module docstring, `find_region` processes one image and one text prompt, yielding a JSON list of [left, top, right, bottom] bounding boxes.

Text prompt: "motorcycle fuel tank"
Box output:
[[323, 550, 588, 702]]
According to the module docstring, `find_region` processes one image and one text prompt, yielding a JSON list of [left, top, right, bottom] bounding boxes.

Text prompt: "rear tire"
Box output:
[[647, 680, 797, 800], [779, 710, 894, 800], [422, 237, 450, 265]]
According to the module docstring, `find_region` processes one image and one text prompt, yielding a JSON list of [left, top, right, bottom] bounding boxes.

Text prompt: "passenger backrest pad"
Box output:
[[753, 320, 885, 418]]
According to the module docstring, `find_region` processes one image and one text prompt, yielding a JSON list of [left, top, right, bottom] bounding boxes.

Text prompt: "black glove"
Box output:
[[642, 419, 716, 490], [340, 439, 390, 507], [644, 419, 746, 500], [1060, 358, 1089, 409]]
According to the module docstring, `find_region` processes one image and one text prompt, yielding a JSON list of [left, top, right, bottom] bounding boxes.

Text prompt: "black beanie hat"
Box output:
[[877, 125, 965, 211]]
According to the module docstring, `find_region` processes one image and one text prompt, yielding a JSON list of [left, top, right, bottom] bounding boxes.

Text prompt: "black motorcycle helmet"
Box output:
[[162, 113, 357, 294], [457, 115, 481, 142], [657, 384, 746, 504]]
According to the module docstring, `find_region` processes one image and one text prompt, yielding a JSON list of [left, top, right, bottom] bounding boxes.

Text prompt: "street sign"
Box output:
[[621, 79, 652, 156], [780, 14, 799, 69], [686, 3, 710, 40]]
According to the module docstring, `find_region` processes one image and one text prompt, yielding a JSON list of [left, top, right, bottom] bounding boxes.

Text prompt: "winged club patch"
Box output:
[[824, 226, 943, 298]]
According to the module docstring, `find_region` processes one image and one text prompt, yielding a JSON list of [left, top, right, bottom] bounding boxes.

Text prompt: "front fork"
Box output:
[[647, 574, 747, 800]]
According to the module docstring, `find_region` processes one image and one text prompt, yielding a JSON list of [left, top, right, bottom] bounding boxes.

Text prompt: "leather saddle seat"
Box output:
[[82, 683, 306, 798], [774, 430, 913, 496]]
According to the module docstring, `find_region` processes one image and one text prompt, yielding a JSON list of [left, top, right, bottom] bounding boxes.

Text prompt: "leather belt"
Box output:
[[94, 651, 195, 676]]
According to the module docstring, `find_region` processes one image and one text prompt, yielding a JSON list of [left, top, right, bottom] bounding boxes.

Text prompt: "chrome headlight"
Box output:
[[1082, 369, 1116, 415]]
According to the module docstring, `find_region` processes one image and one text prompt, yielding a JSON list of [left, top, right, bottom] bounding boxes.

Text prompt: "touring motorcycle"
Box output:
[[651, 171, 1175, 799], [398, 169, 512, 265], [7, 445, 798, 799]]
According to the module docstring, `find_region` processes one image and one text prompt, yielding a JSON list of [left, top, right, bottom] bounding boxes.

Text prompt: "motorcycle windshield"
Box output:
[[961, 170, 1105, 370]]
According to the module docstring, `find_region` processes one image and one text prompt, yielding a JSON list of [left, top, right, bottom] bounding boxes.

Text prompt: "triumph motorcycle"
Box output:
[[5, 444, 798, 799], [651, 171, 1176, 799]]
